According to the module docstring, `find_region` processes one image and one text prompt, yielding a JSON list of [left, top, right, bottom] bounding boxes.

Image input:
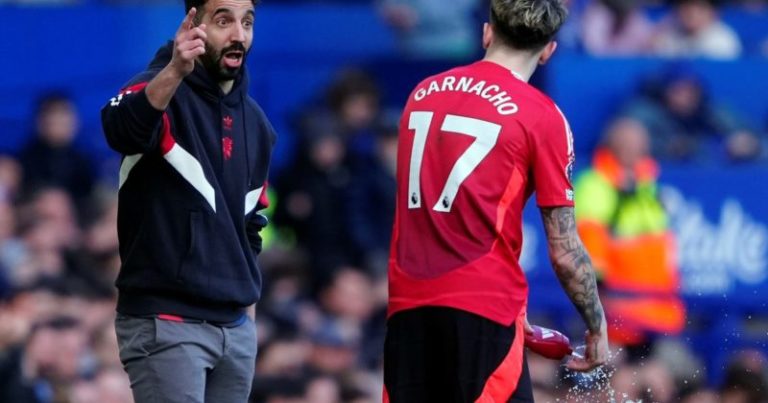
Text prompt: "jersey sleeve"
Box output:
[[529, 105, 575, 207]]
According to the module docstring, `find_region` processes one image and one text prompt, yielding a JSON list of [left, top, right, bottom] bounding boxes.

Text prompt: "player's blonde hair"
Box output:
[[490, 0, 568, 51]]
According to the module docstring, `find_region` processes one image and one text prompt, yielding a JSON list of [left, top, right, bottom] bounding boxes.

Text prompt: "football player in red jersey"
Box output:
[[384, 1, 608, 401]]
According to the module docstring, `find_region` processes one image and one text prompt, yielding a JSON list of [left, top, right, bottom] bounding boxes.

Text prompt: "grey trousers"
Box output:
[[115, 314, 257, 403]]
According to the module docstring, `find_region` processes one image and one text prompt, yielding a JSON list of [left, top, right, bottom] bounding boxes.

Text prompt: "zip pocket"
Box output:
[[177, 211, 200, 282]]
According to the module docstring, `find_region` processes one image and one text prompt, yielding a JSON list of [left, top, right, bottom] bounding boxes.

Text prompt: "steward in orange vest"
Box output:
[[574, 119, 685, 347]]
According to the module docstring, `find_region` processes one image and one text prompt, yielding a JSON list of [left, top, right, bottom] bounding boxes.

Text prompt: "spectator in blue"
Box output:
[[622, 66, 763, 163], [325, 69, 381, 161], [19, 93, 95, 205], [294, 69, 381, 165], [345, 116, 397, 276], [274, 122, 354, 293]]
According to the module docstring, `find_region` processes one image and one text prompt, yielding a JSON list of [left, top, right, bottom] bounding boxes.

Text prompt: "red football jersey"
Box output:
[[388, 61, 575, 326]]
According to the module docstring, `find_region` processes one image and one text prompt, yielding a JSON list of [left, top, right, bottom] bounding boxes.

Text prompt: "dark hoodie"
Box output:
[[101, 42, 275, 322]]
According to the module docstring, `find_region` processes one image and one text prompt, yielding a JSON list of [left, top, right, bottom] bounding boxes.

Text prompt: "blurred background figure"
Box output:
[[581, 0, 656, 55], [275, 69, 389, 290], [380, 0, 481, 60], [69, 367, 133, 403], [323, 69, 382, 161], [94, 368, 134, 403], [345, 117, 398, 276], [681, 388, 721, 403], [622, 66, 763, 163], [0, 316, 87, 403], [716, 349, 768, 403], [575, 118, 685, 354], [0, 156, 22, 203], [274, 128, 353, 292], [654, 0, 743, 59], [18, 93, 95, 207]]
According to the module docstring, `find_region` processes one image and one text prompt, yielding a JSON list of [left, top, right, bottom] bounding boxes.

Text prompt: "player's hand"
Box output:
[[523, 314, 534, 336], [169, 7, 207, 78], [566, 329, 608, 372]]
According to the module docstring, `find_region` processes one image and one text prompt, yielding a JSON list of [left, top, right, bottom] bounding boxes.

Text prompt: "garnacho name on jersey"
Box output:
[[413, 76, 519, 116]]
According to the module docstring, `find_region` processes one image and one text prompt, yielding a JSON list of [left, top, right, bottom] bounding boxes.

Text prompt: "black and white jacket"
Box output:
[[101, 42, 275, 322]]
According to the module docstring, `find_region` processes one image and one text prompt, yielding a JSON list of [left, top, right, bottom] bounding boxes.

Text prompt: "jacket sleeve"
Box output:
[[101, 81, 165, 155]]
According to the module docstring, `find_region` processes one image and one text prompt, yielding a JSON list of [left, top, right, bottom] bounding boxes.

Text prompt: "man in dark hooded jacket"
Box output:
[[100, 1, 274, 402]]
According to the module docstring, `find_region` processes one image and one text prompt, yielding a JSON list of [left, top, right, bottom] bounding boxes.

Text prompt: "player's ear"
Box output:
[[482, 22, 493, 50], [537, 41, 558, 65]]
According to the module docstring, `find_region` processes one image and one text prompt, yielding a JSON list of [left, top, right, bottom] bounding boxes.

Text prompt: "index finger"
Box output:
[[179, 7, 197, 33]]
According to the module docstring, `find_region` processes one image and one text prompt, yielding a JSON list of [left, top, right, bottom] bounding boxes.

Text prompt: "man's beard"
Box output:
[[201, 42, 248, 83]]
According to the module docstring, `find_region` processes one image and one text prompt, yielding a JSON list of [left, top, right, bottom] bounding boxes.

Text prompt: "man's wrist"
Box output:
[[145, 65, 185, 111], [588, 318, 608, 336], [162, 63, 186, 82]]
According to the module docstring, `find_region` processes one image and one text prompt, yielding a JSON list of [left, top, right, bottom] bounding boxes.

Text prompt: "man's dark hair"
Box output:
[[35, 91, 73, 118], [30, 315, 81, 336], [490, 0, 568, 51], [184, 0, 261, 15], [326, 69, 380, 114]]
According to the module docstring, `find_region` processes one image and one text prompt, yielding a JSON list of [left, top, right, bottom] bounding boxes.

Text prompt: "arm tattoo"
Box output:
[[540, 207, 605, 333]]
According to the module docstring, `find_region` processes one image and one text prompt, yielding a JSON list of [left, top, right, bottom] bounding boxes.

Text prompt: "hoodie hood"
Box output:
[[148, 41, 249, 106]]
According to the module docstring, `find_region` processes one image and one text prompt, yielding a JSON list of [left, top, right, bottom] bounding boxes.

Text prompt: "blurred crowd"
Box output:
[[4, 0, 768, 64], [0, 94, 128, 403], [384, 0, 768, 60], [0, 1, 767, 403], [563, 0, 758, 58]]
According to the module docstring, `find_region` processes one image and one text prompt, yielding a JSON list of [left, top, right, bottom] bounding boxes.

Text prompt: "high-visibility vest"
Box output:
[[574, 150, 685, 343]]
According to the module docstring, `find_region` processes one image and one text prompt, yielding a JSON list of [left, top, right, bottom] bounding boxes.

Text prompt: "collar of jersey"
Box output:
[[477, 60, 525, 82]]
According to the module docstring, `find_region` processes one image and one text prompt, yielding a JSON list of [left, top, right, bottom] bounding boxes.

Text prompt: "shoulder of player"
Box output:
[[518, 83, 559, 113], [523, 87, 569, 128]]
